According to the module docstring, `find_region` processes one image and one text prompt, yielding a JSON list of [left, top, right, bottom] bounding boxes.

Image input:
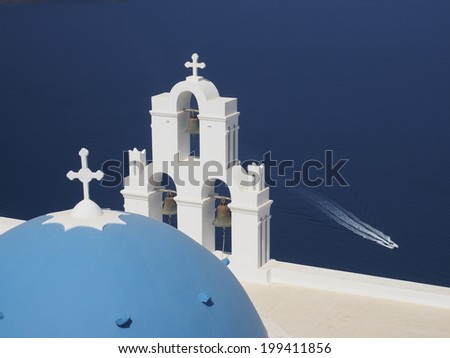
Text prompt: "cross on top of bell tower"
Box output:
[[185, 53, 206, 80]]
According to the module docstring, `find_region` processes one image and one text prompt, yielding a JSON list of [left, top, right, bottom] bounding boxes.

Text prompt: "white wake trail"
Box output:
[[302, 191, 398, 249]]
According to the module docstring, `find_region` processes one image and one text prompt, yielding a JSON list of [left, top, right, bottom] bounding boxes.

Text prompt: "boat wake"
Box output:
[[301, 190, 398, 249]]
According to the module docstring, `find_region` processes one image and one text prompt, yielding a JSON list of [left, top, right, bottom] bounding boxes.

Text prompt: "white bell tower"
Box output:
[[122, 54, 273, 281]]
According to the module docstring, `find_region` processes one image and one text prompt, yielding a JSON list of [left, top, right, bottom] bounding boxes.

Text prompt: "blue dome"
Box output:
[[0, 212, 267, 337]]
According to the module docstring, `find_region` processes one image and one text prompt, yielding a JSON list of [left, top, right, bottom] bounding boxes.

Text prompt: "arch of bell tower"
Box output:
[[150, 64, 239, 174]]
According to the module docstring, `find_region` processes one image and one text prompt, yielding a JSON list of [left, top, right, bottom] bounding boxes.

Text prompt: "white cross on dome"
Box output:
[[67, 148, 104, 201], [43, 148, 127, 230]]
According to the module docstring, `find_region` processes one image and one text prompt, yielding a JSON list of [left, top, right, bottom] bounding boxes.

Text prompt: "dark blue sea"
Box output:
[[1, 0, 449, 286]]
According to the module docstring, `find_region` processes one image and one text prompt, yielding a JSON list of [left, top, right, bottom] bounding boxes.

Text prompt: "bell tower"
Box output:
[[122, 54, 273, 281]]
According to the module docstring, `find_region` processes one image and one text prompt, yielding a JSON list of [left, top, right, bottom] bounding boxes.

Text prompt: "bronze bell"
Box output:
[[162, 192, 177, 216], [213, 200, 231, 228], [185, 111, 199, 135]]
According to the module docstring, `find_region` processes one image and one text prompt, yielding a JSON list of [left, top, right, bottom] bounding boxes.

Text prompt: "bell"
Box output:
[[185, 111, 199, 135], [213, 200, 231, 228], [162, 192, 177, 216]]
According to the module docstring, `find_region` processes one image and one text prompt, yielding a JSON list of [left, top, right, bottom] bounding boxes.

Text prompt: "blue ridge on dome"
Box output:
[[0, 212, 267, 338]]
